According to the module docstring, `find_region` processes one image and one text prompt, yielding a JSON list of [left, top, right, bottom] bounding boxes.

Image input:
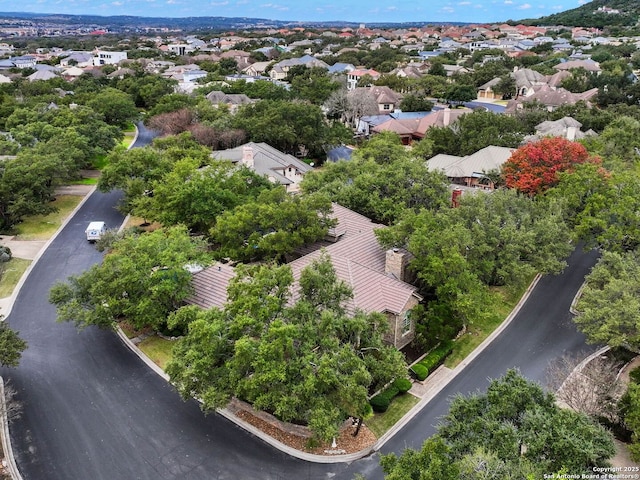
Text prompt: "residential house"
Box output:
[[477, 77, 502, 100], [327, 62, 356, 74], [505, 85, 599, 113], [61, 66, 86, 80], [513, 68, 548, 97], [269, 55, 329, 81], [188, 203, 422, 349], [362, 107, 471, 141], [553, 59, 601, 74], [27, 70, 58, 82], [0, 55, 37, 69], [242, 61, 271, 77], [59, 52, 94, 68], [93, 50, 127, 66], [346, 68, 381, 90], [211, 142, 312, 193], [205, 91, 254, 112], [426, 145, 515, 190], [524, 117, 596, 142]]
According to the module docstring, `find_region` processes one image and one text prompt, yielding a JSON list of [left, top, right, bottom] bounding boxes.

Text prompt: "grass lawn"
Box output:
[[138, 335, 174, 370], [120, 134, 135, 149], [15, 195, 83, 240], [445, 277, 534, 368], [0, 258, 31, 298], [366, 393, 420, 438], [70, 177, 99, 185]]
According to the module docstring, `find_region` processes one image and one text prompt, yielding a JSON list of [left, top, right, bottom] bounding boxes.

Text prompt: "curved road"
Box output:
[[3, 122, 597, 479]]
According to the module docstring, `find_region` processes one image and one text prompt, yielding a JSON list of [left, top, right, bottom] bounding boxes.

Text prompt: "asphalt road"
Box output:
[[2, 121, 598, 479]]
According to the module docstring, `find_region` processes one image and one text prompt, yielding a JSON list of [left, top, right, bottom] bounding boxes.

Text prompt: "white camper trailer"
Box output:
[[85, 221, 107, 242]]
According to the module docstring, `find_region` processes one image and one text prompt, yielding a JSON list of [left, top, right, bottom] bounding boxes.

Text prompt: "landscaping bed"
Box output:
[[234, 409, 377, 455]]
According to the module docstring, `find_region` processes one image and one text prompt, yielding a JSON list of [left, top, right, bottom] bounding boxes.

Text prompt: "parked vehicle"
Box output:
[[85, 222, 107, 242]]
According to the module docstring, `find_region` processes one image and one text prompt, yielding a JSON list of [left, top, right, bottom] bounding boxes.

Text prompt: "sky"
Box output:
[[0, 0, 589, 24]]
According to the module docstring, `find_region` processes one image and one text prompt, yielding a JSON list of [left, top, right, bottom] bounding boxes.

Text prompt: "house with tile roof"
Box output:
[[347, 68, 381, 90], [188, 203, 422, 349], [524, 117, 596, 143], [210, 142, 312, 193], [505, 85, 599, 113], [426, 145, 515, 190]]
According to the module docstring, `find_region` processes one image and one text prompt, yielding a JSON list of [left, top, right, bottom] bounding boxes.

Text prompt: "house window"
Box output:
[[383, 104, 391, 110], [401, 311, 411, 335]]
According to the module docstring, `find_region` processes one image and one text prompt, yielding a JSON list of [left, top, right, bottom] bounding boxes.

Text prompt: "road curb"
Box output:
[[374, 273, 543, 450], [0, 377, 22, 480], [0, 186, 97, 320]]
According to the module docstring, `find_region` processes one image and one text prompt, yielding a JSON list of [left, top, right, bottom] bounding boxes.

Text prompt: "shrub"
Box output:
[[370, 393, 391, 412], [0, 245, 11, 262], [419, 340, 454, 372], [410, 364, 428, 381], [393, 377, 412, 394], [630, 366, 640, 385]]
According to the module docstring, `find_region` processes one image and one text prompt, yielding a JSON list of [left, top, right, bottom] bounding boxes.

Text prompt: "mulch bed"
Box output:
[[235, 410, 377, 455]]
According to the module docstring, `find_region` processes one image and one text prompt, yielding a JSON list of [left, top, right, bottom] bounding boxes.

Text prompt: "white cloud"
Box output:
[[504, 0, 513, 4], [518, 3, 531, 9], [260, 2, 288, 8], [578, 0, 587, 3], [112, 1, 123, 5], [386, 5, 398, 10], [211, 1, 229, 5], [441, 6, 455, 13], [458, 1, 471, 4]]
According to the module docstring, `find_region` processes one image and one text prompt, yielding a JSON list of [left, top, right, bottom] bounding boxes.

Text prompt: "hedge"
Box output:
[[393, 377, 412, 393], [419, 340, 454, 372], [410, 364, 428, 381], [370, 379, 412, 412]]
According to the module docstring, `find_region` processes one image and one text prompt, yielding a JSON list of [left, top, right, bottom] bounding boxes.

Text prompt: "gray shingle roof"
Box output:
[[211, 142, 311, 186], [427, 146, 514, 178]]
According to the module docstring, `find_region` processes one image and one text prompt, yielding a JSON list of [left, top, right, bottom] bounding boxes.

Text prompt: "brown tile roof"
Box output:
[[187, 204, 420, 316], [189, 262, 236, 309]]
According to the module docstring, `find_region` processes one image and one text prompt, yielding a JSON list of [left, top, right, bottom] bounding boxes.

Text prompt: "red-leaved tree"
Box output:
[[502, 137, 596, 195]]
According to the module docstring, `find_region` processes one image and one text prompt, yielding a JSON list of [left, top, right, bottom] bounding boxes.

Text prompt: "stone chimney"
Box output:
[[385, 248, 407, 282], [242, 145, 254, 168], [566, 126, 577, 141]]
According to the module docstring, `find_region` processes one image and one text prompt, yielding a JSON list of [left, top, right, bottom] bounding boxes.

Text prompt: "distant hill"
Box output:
[[0, 12, 465, 31], [518, 0, 640, 28]]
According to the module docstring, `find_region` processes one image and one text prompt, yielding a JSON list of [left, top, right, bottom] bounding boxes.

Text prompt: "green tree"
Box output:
[[232, 99, 330, 157], [133, 159, 273, 234], [399, 93, 433, 112], [380, 437, 459, 480], [619, 383, 640, 462], [575, 171, 640, 252], [210, 189, 335, 262], [444, 84, 476, 105], [424, 110, 523, 157], [302, 138, 449, 224], [289, 66, 341, 104], [0, 321, 27, 367], [438, 370, 615, 473], [99, 146, 173, 214], [87, 87, 139, 127], [49, 226, 211, 332], [382, 371, 614, 478], [575, 250, 640, 352], [0, 155, 60, 231], [167, 255, 406, 441]]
